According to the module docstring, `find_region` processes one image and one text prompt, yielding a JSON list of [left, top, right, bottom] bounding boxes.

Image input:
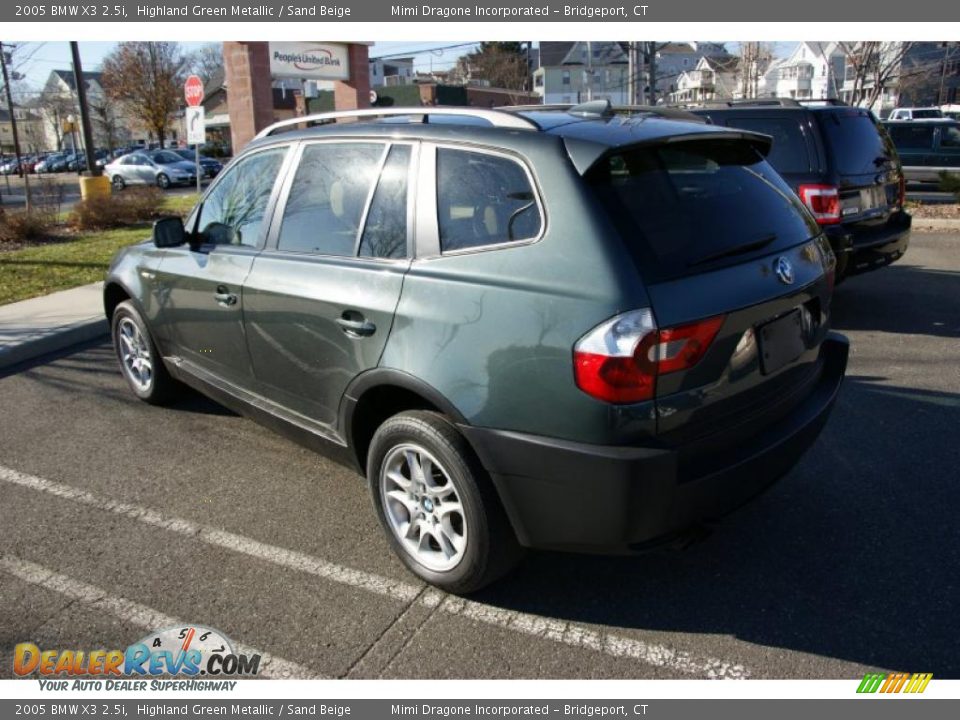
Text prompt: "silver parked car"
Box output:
[[104, 150, 198, 190]]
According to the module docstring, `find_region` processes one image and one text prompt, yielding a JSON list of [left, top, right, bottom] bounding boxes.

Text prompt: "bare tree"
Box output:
[[735, 42, 774, 99], [89, 98, 122, 152], [101, 42, 186, 149], [452, 42, 530, 96], [35, 91, 75, 150], [838, 41, 915, 109], [187, 43, 223, 83]]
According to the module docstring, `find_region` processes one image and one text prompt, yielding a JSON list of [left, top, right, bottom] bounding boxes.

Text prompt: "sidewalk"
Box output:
[[0, 282, 108, 370]]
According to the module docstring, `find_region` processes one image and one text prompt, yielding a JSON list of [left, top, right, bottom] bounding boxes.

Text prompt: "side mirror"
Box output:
[[153, 216, 186, 248]]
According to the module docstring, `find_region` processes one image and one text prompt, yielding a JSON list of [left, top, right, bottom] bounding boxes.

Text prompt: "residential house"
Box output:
[[669, 56, 741, 104], [533, 41, 631, 105], [772, 42, 845, 101], [370, 57, 415, 87], [36, 70, 147, 151], [0, 105, 45, 154], [653, 42, 732, 99]]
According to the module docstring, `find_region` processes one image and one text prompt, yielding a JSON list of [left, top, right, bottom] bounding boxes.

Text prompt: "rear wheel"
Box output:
[[156, 173, 170, 189], [111, 301, 178, 405], [368, 411, 523, 593]]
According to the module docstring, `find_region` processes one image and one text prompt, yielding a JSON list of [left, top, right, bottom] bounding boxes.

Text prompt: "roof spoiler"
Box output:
[[565, 129, 773, 175]]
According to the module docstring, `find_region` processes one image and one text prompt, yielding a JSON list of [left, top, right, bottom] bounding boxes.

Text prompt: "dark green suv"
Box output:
[[105, 102, 848, 592]]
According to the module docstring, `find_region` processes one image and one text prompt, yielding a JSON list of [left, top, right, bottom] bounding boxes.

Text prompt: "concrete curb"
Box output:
[[0, 317, 108, 370], [911, 218, 960, 231], [0, 282, 108, 371]]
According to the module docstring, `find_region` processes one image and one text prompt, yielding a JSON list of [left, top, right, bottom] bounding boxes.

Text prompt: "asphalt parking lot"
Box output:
[[0, 232, 958, 680]]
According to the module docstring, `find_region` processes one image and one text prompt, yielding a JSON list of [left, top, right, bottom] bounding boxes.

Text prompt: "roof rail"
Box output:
[[254, 106, 539, 139], [498, 102, 705, 123]]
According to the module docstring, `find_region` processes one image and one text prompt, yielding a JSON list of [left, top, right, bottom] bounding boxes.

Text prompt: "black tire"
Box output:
[[111, 300, 179, 405], [156, 173, 170, 189], [112, 174, 125, 190], [367, 410, 524, 594]]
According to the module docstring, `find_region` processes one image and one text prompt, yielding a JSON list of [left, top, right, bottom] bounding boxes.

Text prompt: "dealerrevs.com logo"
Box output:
[[14, 625, 260, 690], [857, 673, 933, 694]]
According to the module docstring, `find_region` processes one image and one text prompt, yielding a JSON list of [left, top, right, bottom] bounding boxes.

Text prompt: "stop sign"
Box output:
[[184, 75, 204, 107]]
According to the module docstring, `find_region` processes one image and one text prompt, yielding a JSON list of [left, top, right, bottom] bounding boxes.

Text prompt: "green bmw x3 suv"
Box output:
[[105, 102, 848, 592]]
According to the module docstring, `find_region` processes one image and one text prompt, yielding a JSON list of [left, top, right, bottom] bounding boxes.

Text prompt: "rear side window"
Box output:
[[436, 148, 542, 253], [586, 139, 819, 283], [278, 143, 384, 255], [940, 125, 960, 148], [817, 110, 896, 175], [887, 124, 935, 149], [719, 116, 814, 174]]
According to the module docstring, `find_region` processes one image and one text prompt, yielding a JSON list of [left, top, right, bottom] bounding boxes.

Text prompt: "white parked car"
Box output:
[[887, 107, 944, 121]]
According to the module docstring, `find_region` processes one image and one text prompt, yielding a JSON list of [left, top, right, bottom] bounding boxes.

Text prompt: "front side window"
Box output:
[[359, 145, 411, 260], [436, 148, 542, 253], [277, 143, 384, 255], [196, 147, 287, 247]]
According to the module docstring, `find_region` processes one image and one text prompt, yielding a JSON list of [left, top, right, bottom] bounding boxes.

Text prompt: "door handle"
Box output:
[[214, 286, 237, 307], [336, 314, 376, 337]]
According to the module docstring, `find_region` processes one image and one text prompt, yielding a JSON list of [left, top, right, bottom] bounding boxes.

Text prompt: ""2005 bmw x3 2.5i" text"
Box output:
[[105, 101, 849, 592]]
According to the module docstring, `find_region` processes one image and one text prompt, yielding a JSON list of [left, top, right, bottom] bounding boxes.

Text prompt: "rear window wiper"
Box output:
[[688, 234, 777, 267]]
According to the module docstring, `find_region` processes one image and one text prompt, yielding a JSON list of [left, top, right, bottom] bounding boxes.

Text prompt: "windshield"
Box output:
[[587, 139, 818, 283], [151, 151, 185, 164], [818, 110, 896, 175]]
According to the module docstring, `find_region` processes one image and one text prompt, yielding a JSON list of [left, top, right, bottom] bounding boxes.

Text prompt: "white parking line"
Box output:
[[0, 464, 750, 679], [0, 555, 320, 679]]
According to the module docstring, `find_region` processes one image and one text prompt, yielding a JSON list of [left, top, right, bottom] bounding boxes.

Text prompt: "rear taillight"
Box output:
[[798, 184, 841, 225], [574, 310, 725, 404]]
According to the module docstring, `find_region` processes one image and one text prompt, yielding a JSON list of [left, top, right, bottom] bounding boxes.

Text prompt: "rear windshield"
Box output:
[[817, 110, 897, 175], [911, 109, 942, 119], [586, 139, 819, 283], [717, 116, 814, 174]]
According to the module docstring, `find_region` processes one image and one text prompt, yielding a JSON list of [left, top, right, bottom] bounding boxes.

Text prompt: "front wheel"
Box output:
[[156, 173, 170, 189], [368, 411, 523, 594], [111, 300, 179, 405], [112, 174, 125, 190]]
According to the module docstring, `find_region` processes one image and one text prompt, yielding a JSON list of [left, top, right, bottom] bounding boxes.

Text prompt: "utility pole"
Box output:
[[0, 41, 31, 210], [70, 41, 101, 177]]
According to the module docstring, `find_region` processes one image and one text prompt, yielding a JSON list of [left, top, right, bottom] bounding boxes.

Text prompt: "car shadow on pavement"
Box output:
[[832, 264, 960, 338], [472, 374, 960, 677], [4, 340, 235, 417]]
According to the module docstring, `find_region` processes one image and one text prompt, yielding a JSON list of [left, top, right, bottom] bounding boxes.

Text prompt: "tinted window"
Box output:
[[912, 109, 942, 119], [359, 145, 411, 259], [940, 125, 960, 149], [278, 143, 383, 255], [888, 124, 935, 149], [151, 151, 183, 164], [721, 116, 813, 174], [587, 139, 818, 283], [196, 147, 287, 247], [817, 110, 896, 175], [436, 149, 541, 252]]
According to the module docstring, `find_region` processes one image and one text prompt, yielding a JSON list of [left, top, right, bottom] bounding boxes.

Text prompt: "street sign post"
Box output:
[[185, 106, 206, 193], [184, 76, 205, 193]]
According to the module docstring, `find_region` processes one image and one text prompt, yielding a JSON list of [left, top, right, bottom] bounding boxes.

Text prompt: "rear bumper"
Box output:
[[462, 334, 849, 552], [825, 210, 911, 277]]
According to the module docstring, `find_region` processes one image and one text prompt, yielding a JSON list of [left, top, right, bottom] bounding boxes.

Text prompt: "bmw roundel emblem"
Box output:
[[775, 256, 795, 285]]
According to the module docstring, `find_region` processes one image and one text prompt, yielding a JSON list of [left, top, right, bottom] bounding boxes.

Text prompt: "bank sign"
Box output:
[[269, 42, 349, 81]]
